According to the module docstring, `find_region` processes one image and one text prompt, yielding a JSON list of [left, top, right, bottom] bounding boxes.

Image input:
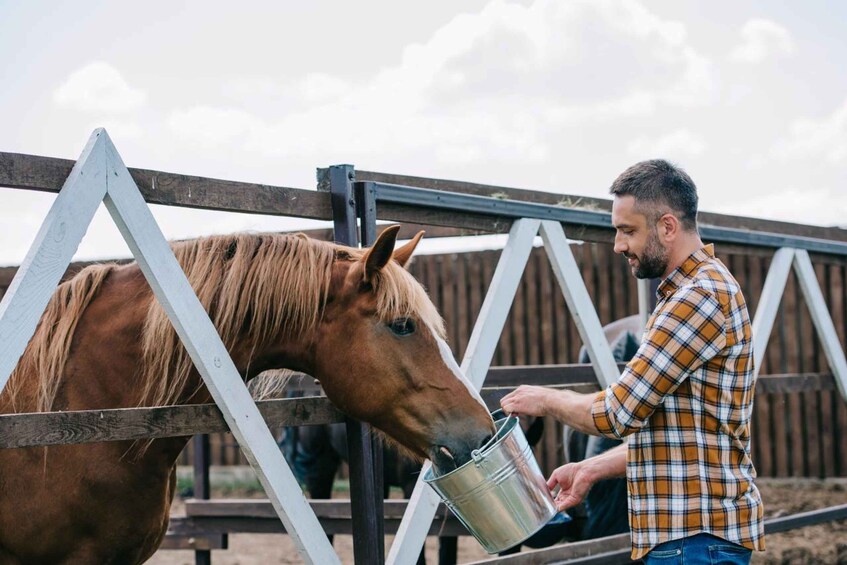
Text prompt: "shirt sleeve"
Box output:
[[592, 285, 727, 439]]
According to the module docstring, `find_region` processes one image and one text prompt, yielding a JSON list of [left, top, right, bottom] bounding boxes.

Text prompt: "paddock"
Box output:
[[1, 132, 847, 564]]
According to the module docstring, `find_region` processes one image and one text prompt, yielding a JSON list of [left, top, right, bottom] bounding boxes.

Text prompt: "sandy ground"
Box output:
[[148, 479, 847, 565]]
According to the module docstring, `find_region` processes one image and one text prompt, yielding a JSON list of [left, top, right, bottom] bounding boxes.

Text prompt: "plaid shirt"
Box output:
[[592, 244, 765, 559]]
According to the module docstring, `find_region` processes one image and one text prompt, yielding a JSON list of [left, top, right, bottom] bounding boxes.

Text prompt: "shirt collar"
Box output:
[[656, 244, 715, 299]]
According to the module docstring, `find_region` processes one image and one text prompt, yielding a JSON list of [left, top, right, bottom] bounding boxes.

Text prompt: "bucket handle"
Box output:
[[471, 412, 518, 465]]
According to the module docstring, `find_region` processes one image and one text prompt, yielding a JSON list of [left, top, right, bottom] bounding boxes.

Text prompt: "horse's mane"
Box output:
[[4, 264, 116, 412], [5, 232, 444, 412]]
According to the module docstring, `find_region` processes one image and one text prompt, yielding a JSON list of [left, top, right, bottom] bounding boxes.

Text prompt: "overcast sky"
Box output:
[[1, 0, 845, 266]]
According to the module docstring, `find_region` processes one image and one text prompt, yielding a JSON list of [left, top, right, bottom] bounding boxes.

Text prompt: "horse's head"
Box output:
[[313, 226, 495, 473]]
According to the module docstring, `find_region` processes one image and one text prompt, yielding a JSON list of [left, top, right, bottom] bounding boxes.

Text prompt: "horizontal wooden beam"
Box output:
[[465, 503, 847, 565], [0, 396, 344, 448], [4, 152, 844, 246], [0, 152, 333, 220], [168, 501, 847, 562], [0, 370, 837, 449], [185, 498, 452, 520], [158, 533, 228, 551], [466, 534, 632, 565]]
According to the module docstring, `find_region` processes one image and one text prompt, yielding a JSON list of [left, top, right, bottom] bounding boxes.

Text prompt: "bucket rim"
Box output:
[[423, 411, 519, 484]]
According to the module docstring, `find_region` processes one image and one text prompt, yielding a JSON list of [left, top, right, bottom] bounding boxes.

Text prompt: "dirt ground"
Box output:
[[149, 479, 847, 564]]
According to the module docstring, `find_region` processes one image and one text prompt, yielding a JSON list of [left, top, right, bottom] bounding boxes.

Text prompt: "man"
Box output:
[[501, 160, 764, 563]]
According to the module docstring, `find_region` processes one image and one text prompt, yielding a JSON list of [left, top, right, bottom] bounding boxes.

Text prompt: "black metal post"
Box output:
[[328, 165, 383, 565], [192, 434, 212, 565], [356, 178, 386, 514]]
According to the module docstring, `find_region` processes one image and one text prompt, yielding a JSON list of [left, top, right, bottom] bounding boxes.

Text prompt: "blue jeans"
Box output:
[[642, 533, 752, 564]]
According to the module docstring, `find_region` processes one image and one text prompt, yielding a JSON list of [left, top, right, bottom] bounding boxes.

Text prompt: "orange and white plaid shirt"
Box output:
[[592, 244, 765, 559]]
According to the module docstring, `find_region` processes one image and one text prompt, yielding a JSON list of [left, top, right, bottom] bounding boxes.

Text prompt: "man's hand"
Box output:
[[499, 385, 551, 417], [501, 385, 598, 434], [547, 462, 593, 511], [547, 443, 628, 511]]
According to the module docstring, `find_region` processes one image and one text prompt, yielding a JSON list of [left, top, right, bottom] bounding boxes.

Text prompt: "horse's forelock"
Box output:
[[370, 260, 446, 340]]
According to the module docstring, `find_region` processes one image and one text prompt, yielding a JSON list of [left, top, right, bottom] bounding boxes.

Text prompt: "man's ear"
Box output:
[[657, 213, 679, 242]]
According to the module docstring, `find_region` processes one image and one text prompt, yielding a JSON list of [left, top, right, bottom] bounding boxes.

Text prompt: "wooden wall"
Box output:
[[2, 241, 846, 478]]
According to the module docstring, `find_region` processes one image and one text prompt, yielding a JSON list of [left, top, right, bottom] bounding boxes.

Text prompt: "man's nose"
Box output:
[[613, 235, 626, 255]]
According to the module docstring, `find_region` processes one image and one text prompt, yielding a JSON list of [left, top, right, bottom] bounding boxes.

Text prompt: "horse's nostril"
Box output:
[[478, 434, 493, 449]]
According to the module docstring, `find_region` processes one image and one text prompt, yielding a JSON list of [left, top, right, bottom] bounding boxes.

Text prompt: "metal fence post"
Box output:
[[326, 165, 383, 565]]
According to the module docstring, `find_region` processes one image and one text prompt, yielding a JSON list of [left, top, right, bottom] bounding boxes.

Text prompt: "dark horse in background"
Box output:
[[279, 393, 545, 565], [0, 226, 495, 564], [566, 314, 640, 540]]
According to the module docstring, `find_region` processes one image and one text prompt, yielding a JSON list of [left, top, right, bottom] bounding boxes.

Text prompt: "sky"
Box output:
[[1, 0, 846, 266]]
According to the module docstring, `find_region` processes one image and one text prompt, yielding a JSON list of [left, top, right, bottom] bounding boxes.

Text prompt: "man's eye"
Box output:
[[388, 318, 416, 336]]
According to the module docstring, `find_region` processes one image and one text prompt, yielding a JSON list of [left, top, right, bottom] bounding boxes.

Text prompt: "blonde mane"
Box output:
[[5, 231, 445, 413]]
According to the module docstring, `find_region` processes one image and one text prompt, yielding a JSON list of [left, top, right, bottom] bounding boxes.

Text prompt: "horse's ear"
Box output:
[[363, 225, 401, 283], [393, 230, 424, 268]]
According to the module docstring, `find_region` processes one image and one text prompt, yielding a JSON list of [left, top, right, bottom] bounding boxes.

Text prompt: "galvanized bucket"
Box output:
[[423, 410, 557, 553]]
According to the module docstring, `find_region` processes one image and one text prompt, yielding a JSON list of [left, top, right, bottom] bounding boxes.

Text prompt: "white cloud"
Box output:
[[770, 97, 847, 164], [164, 0, 716, 167], [729, 19, 795, 64], [627, 129, 707, 158], [54, 61, 146, 113]]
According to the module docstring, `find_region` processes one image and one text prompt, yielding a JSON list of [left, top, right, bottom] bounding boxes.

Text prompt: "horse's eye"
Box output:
[[388, 318, 416, 336]]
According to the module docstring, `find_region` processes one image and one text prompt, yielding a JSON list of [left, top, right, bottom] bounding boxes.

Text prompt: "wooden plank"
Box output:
[[167, 514, 470, 537], [465, 533, 632, 565], [780, 270, 802, 476], [455, 252, 470, 358], [466, 504, 847, 565], [0, 396, 344, 448], [442, 254, 458, 353], [832, 264, 847, 475], [800, 262, 821, 477], [595, 243, 613, 327], [839, 386, 847, 476], [537, 251, 556, 365], [512, 252, 528, 365], [467, 252, 484, 362], [159, 533, 228, 551], [0, 151, 333, 220], [1, 370, 832, 449], [5, 151, 847, 244], [525, 250, 540, 366], [748, 254, 772, 475], [185, 499, 454, 520], [764, 503, 847, 534]]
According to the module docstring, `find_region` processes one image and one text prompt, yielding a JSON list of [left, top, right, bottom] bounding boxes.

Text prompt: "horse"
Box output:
[[0, 225, 495, 564], [565, 314, 641, 540]]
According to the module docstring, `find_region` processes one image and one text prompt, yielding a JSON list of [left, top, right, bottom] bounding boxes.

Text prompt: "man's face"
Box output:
[[611, 195, 669, 279]]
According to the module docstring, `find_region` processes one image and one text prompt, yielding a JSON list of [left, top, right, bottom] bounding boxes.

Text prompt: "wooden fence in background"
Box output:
[[2, 239, 846, 478]]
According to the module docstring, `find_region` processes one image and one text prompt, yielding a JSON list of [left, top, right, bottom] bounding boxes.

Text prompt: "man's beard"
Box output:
[[626, 229, 669, 279]]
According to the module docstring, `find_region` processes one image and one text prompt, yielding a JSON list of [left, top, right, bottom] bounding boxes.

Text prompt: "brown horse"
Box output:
[[0, 225, 494, 564]]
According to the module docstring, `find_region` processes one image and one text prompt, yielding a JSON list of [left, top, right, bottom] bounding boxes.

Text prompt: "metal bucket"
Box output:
[[423, 410, 557, 553]]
